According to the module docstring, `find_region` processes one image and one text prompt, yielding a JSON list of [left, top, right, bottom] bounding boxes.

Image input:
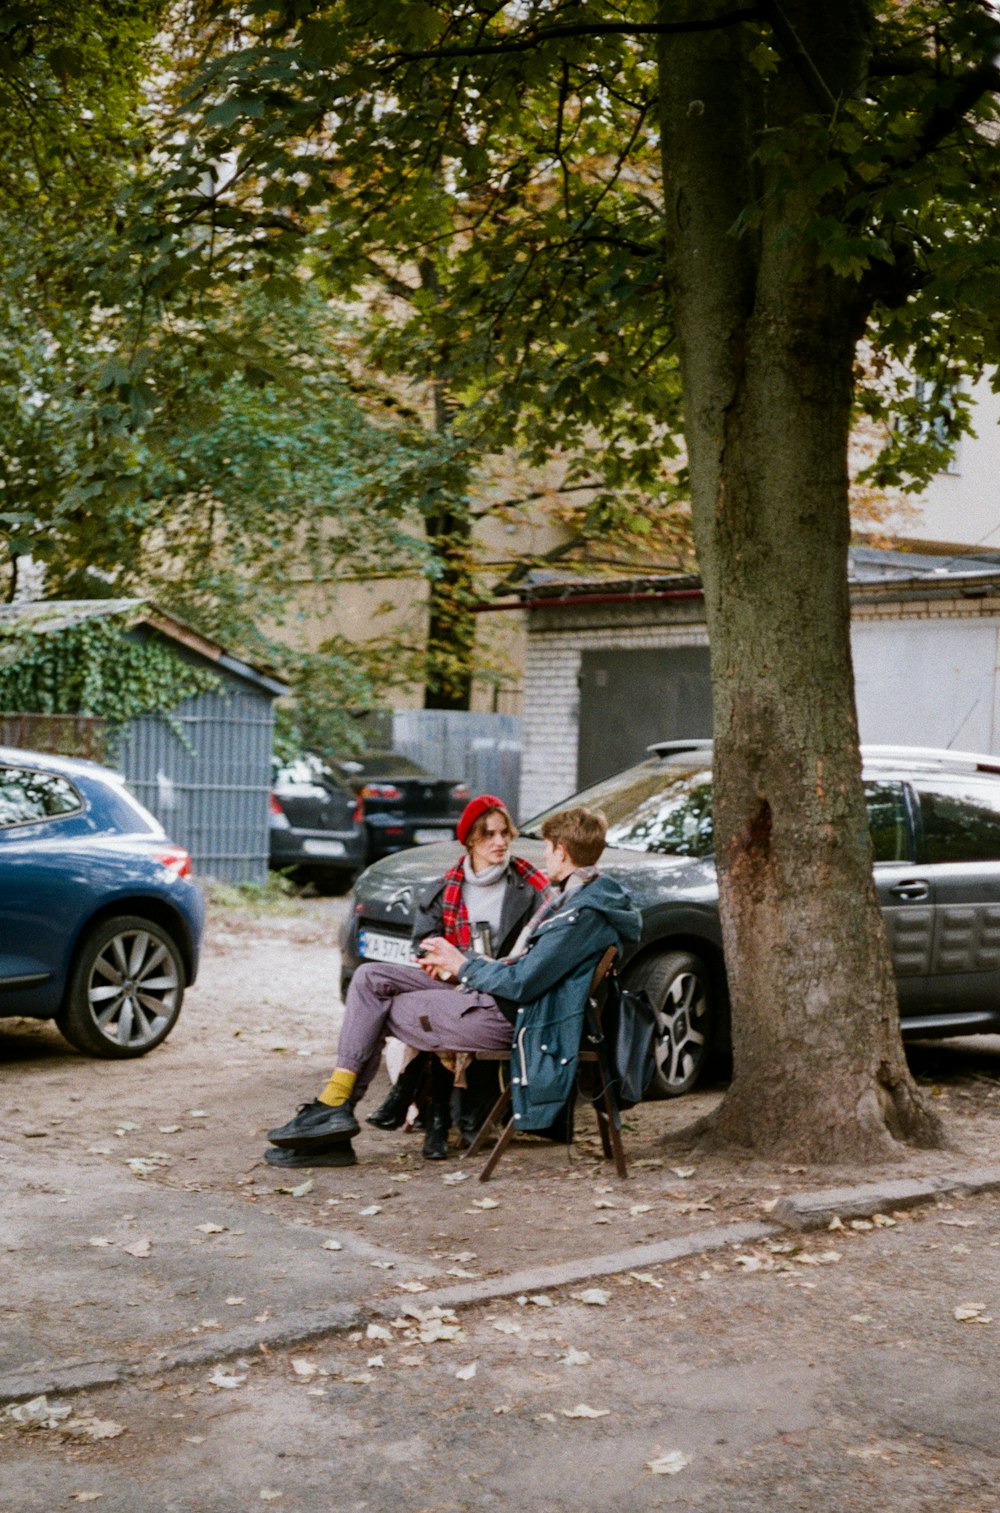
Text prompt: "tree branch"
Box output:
[[377, 9, 761, 66]]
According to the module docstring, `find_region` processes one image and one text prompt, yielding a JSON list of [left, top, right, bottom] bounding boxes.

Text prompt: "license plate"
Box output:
[[358, 928, 417, 965], [413, 828, 453, 844], [302, 839, 346, 857]]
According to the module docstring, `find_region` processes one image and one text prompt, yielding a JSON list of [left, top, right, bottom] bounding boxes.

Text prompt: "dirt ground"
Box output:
[[6, 889, 1000, 1280], [4, 891, 1000, 1511]]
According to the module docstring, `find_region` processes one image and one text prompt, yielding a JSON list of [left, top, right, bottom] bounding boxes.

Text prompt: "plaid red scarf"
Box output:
[[440, 854, 550, 950]]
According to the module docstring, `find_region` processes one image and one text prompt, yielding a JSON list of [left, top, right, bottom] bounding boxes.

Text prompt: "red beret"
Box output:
[[456, 793, 509, 846]]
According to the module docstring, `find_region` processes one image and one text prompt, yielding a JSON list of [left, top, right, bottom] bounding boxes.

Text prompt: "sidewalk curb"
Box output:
[[5, 1164, 999, 1408]]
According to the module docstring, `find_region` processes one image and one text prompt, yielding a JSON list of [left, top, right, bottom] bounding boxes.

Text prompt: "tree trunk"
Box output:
[[658, 1, 942, 1158]]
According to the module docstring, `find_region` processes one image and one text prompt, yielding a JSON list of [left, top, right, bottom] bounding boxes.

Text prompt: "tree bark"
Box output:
[[659, 0, 942, 1158]]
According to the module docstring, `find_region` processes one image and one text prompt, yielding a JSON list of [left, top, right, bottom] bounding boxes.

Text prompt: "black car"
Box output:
[[333, 752, 469, 865], [341, 741, 1000, 1098], [269, 756, 367, 890]]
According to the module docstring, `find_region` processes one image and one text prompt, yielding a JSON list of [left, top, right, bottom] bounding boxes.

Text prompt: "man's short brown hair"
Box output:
[[540, 806, 607, 867]]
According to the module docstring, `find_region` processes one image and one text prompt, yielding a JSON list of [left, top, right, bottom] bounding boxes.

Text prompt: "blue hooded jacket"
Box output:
[[455, 874, 641, 1131]]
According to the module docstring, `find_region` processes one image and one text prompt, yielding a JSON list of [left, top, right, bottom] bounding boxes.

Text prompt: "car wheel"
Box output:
[[57, 916, 186, 1059], [628, 949, 714, 1098]]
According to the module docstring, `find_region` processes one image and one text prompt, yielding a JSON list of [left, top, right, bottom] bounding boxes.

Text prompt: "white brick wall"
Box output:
[[519, 588, 1000, 818], [519, 617, 709, 817]]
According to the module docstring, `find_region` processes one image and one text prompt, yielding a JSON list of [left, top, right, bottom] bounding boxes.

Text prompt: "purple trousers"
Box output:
[[336, 961, 513, 1100]]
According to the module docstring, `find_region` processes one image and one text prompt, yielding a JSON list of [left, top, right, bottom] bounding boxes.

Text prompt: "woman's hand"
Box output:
[[417, 936, 467, 980]]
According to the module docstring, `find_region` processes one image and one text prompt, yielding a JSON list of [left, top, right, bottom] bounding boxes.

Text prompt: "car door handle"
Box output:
[[889, 880, 930, 902]]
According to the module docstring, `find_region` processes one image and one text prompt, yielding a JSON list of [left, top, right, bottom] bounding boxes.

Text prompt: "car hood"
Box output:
[[354, 838, 718, 916]]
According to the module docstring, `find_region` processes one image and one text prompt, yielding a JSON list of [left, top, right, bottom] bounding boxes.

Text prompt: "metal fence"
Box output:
[[115, 685, 275, 884], [391, 710, 523, 817]]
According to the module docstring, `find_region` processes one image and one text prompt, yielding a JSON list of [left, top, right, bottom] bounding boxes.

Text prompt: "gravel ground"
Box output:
[[3, 892, 1000, 1512]]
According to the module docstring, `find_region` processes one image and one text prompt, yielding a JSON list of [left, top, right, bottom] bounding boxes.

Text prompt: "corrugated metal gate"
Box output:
[[391, 710, 523, 818], [115, 684, 275, 884]]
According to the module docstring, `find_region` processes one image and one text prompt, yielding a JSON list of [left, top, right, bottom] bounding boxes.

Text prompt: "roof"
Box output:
[[0, 599, 289, 698], [480, 545, 1000, 612]]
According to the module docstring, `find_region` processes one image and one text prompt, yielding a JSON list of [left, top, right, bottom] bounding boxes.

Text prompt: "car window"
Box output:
[[524, 760, 913, 863], [0, 767, 82, 828], [914, 777, 1000, 863], [864, 780, 910, 863]]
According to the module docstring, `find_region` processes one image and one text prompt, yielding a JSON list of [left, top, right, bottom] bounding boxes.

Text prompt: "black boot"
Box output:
[[366, 1053, 428, 1130], [422, 1103, 451, 1160]]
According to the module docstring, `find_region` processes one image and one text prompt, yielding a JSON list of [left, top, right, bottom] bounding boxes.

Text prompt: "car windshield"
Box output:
[[521, 759, 715, 858]]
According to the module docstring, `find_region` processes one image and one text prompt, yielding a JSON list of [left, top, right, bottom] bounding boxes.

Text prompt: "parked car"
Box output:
[[341, 740, 1000, 1098], [332, 751, 469, 865], [269, 755, 367, 891], [0, 746, 205, 1058]]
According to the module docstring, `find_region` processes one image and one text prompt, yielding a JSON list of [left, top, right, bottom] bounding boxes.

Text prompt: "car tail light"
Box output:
[[154, 846, 193, 879], [353, 794, 365, 824], [451, 783, 470, 801], [361, 783, 403, 801], [269, 792, 290, 829]]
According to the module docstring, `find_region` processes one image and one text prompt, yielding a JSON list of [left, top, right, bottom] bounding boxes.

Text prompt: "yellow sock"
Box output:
[[318, 1068, 357, 1107]]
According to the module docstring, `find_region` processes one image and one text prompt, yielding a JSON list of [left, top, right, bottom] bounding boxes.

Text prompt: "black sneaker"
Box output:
[[265, 1143, 357, 1169], [267, 1099, 360, 1149]]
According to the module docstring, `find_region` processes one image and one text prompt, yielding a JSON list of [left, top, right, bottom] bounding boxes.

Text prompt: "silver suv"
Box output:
[[342, 742, 1000, 1098]]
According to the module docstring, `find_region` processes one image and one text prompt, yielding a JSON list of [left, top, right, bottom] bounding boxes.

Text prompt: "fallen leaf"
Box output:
[[359, 1205, 382, 1216], [195, 1223, 226, 1235], [520, 1294, 554, 1308], [5, 1396, 73, 1430], [322, 1239, 344, 1251], [572, 1288, 611, 1306], [397, 1281, 429, 1293], [122, 1239, 152, 1258], [954, 1303, 992, 1324], [342, 1371, 374, 1385], [64, 1417, 125, 1442], [367, 1356, 385, 1369], [446, 1267, 478, 1279], [647, 1450, 692, 1476], [285, 1180, 314, 1198], [629, 1204, 653, 1216], [208, 1369, 246, 1389], [670, 1167, 696, 1179], [469, 1198, 500, 1210], [872, 1213, 896, 1228], [628, 1272, 664, 1290], [371, 1260, 394, 1270], [366, 1324, 392, 1342], [70, 1495, 103, 1503], [87, 1237, 112, 1248], [559, 1348, 591, 1367], [492, 1319, 522, 1335], [939, 1218, 978, 1228], [455, 1362, 478, 1381], [226, 1296, 246, 1306], [158, 1125, 182, 1134], [561, 1404, 610, 1419], [414, 1320, 465, 1343], [259, 1491, 283, 1501], [188, 1110, 209, 1118], [442, 1172, 470, 1185], [291, 1359, 319, 1379], [849, 1219, 874, 1231]]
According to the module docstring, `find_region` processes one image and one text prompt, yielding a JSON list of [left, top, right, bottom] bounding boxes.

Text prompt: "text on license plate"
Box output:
[[358, 929, 417, 965], [414, 828, 453, 844]]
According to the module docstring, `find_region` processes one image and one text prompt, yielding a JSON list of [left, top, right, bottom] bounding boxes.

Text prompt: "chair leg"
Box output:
[[599, 1088, 628, 1179], [461, 1085, 512, 1160], [478, 1116, 517, 1181], [594, 1105, 614, 1160]]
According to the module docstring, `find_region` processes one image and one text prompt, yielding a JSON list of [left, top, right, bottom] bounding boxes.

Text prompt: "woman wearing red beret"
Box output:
[[268, 797, 549, 1167], [367, 796, 549, 1157]]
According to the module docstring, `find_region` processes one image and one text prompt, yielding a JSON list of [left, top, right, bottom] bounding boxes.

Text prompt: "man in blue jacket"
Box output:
[[267, 806, 641, 1163]]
